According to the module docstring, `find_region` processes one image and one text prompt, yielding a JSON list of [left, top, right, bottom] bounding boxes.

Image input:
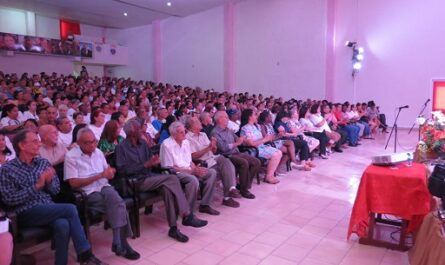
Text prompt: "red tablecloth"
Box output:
[[347, 163, 431, 239]]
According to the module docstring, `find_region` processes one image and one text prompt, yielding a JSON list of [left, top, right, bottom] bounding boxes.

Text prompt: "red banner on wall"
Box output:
[[60, 19, 80, 40]]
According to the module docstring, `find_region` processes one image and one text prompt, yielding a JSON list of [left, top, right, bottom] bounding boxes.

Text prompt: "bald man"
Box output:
[[39, 124, 67, 166]]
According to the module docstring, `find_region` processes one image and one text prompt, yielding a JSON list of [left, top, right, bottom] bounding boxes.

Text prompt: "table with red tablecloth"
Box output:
[[347, 162, 431, 248]]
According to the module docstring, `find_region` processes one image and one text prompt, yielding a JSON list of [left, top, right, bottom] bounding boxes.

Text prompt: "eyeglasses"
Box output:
[[82, 139, 97, 145]]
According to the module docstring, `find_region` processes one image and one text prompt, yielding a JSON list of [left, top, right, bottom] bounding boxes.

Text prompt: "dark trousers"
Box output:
[[228, 152, 261, 191], [305, 131, 328, 155], [335, 128, 348, 145], [379, 114, 388, 128], [87, 186, 132, 236], [138, 174, 191, 227], [289, 137, 310, 161], [18, 204, 90, 265]]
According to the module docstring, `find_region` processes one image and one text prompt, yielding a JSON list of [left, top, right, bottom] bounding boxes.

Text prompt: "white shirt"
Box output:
[[89, 124, 104, 140], [21, 110, 39, 122], [59, 131, 73, 148], [160, 137, 192, 169], [300, 118, 323, 133], [0, 117, 20, 128], [228, 120, 240, 134], [64, 146, 109, 195], [186, 131, 218, 168], [146, 122, 158, 139], [309, 114, 331, 133]]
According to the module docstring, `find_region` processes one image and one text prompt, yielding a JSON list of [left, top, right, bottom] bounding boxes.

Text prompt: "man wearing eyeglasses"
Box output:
[[0, 129, 106, 265], [64, 127, 140, 261]]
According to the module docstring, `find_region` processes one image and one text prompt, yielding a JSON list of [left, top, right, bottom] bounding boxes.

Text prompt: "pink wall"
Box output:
[[333, 0, 445, 127], [235, 0, 328, 99], [160, 6, 224, 90], [0, 53, 74, 76], [106, 24, 153, 80]]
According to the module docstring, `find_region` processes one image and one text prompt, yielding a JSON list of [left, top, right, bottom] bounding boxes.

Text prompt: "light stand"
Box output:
[[385, 107, 406, 153], [408, 99, 430, 141]]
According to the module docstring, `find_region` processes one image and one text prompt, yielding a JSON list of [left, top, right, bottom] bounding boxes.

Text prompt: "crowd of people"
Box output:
[[0, 70, 388, 265]]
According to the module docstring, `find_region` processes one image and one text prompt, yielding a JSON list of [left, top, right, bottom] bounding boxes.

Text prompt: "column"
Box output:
[[152, 20, 162, 83], [224, 2, 235, 93]]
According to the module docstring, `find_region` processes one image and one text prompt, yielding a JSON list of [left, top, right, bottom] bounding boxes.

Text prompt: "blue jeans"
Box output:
[[18, 203, 90, 265], [343, 124, 359, 145]]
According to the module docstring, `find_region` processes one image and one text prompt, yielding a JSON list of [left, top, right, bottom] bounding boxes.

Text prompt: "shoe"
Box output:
[[290, 161, 301, 169], [222, 198, 240, 208], [264, 177, 280, 184], [182, 213, 208, 227], [334, 148, 343, 153], [199, 205, 220, 215], [228, 189, 242, 198], [349, 143, 358, 147], [240, 190, 255, 199], [319, 154, 328, 159], [112, 244, 140, 260], [80, 255, 108, 265], [168, 227, 189, 243]]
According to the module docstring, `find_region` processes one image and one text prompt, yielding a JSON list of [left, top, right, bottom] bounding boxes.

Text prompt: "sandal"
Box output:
[[302, 164, 312, 171], [307, 161, 316, 168]]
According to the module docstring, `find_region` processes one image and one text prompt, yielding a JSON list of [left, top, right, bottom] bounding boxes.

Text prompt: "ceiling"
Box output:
[[0, 0, 239, 29]]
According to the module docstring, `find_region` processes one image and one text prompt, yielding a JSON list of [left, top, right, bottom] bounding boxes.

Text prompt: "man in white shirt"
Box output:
[[160, 121, 219, 216], [55, 117, 74, 150], [38, 125, 67, 166], [227, 109, 241, 134], [64, 128, 140, 261], [185, 117, 241, 208]]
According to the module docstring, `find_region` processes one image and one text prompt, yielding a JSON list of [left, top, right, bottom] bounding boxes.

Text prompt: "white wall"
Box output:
[[161, 6, 224, 90], [235, 0, 328, 99], [35, 15, 59, 38], [106, 25, 153, 80], [0, 7, 27, 34], [333, 0, 445, 127]]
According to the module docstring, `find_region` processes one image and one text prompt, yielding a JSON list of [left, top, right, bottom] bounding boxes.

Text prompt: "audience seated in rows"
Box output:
[[0, 70, 390, 264]]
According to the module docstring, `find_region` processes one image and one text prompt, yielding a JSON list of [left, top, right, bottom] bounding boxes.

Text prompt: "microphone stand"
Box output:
[[385, 107, 406, 153], [408, 100, 429, 141]]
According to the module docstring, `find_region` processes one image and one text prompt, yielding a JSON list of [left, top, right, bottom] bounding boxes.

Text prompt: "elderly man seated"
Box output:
[[185, 117, 241, 208], [211, 111, 261, 199], [64, 128, 140, 260], [39, 124, 67, 166], [160, 121, 219, 215], [0, 129, 106, 265], [115, 119, 207, 243], [56, 117, 74, 150]]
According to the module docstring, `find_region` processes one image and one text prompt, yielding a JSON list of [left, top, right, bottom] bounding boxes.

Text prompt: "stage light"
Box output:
[[123, 12, 128, 16], [358, 47, 364, 54], [167, 2, 172, 6], [353, 62, 362, 70], [356, 54, 364, 61]]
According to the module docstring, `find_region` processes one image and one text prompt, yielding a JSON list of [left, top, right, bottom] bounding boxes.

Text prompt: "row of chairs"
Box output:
[[3, 155, 166, 265], [4, 142, 293, 264]]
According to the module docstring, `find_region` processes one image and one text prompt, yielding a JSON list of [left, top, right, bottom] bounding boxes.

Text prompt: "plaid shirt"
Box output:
[[0, 157, 60, 214]]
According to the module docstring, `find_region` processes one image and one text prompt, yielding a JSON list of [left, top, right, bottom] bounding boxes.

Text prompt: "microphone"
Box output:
[[398, 105, 409, 109], [425, 99, 431, 105]]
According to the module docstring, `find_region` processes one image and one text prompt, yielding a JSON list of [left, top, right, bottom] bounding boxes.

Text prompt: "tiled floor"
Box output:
[[30, 129, 417, 264]]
